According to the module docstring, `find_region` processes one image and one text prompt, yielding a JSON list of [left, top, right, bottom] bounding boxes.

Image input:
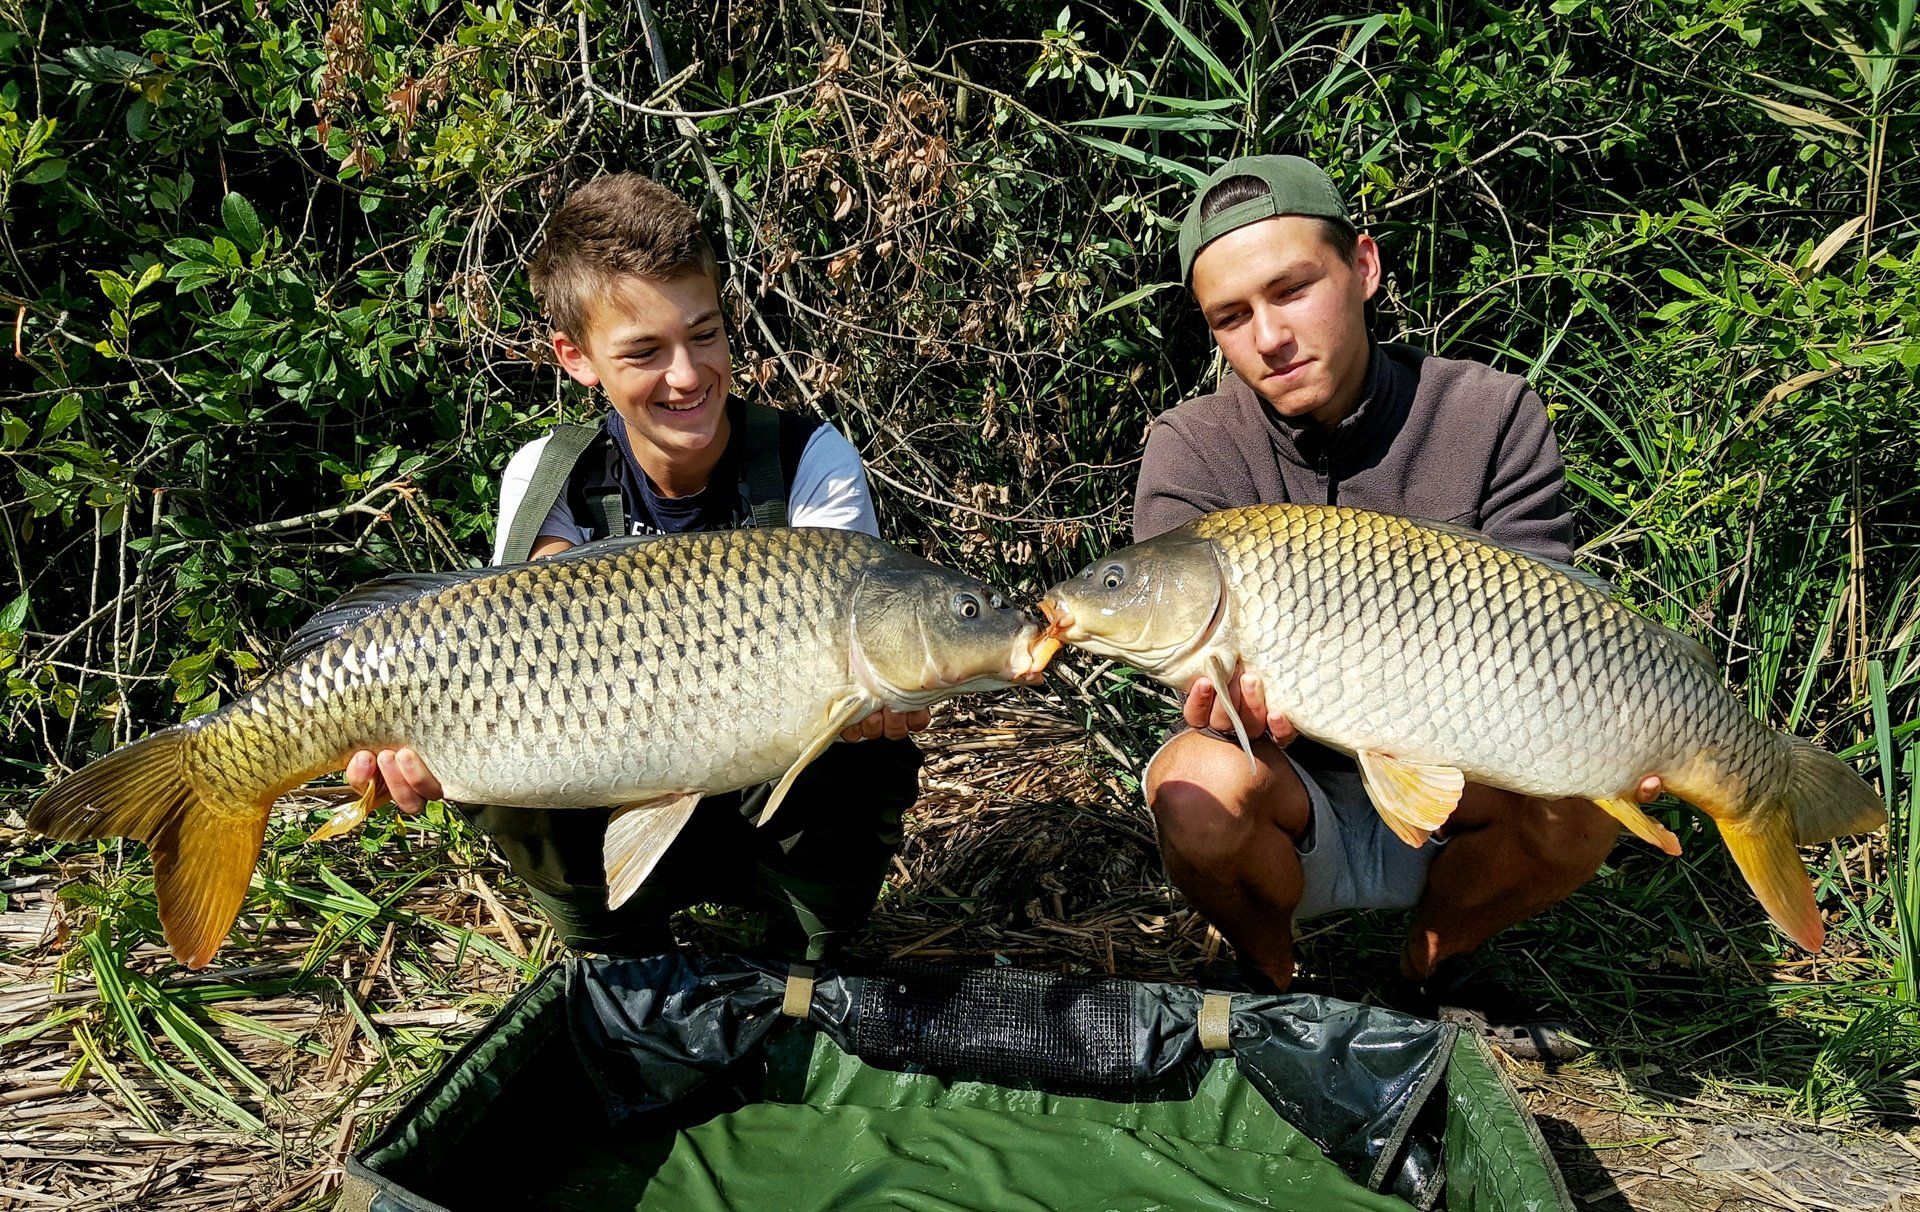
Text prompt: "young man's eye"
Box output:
[[626, 349, 660, 362], [693, 328, 722, 343]]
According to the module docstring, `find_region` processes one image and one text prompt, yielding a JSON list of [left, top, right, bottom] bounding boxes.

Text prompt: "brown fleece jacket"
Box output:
[[1133, 341, 1573, 562]]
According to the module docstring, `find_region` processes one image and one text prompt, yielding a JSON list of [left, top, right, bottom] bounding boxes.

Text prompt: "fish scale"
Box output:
[[29, 527, 1048, 968], [1044, 503, 1885, 951], [1192, 506, 1757, 800]]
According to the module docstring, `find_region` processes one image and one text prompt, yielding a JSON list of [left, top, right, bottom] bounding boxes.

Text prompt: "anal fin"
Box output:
[[1356, 750, 1464, 848], [604, 795, 703, 910], [308, 776, 385, 842], [1592, 796, 1683, 856], [754, 693, 873, 827]]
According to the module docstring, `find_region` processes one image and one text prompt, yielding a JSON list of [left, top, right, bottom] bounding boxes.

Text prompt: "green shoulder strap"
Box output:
[[498, 424, 618, 564], [743, 401, 789, 529]]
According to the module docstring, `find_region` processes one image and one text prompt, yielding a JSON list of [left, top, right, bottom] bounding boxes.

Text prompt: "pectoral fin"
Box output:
[[604, 794, 703, 910], [1593, 796, 1683, 856], [755, 694, 873, 827], [1204, 655, 1259, 777], [1356, 750, 1465, 848]]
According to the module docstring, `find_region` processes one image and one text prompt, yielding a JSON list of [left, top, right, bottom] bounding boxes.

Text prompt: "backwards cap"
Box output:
[[1177, 154, 1352, 281]]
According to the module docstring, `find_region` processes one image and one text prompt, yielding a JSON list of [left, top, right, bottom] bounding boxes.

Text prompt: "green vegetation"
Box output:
[[2, 0, 1916, 1157]]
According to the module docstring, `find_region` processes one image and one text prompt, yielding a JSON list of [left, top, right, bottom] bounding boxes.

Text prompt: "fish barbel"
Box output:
[[31, 529, 1058, 968], [1040, 504, 1885, 950]]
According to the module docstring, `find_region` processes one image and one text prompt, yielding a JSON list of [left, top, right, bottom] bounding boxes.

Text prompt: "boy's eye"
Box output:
[[626, 349, 659, 362], [693, 328, 722, 343]]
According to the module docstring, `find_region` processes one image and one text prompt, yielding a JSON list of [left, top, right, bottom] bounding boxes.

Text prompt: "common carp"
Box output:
[[31, 529, 1057, 968], [1039, 504, 1885, 950]]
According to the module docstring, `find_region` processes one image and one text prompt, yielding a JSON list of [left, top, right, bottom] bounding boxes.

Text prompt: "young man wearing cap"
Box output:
[[1137, 155, 1661, 1059]]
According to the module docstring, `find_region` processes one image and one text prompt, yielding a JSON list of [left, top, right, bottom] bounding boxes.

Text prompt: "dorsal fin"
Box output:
[[524, 532, 670, 569], [1416, 517, 1618, 597], [1660, 626, 1721, 672], [277, 566, 497, 668]]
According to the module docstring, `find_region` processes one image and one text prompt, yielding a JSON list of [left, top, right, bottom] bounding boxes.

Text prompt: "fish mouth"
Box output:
[[1011, 619, 1061, 684], [1037, 596, 1077, 642]]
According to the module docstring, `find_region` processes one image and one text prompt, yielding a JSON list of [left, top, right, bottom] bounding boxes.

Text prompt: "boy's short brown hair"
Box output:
[[527, 173, 721, 340]]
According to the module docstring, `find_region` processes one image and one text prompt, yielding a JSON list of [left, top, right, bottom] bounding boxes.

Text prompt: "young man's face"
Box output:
[[1189, 216, 1381, 427], [553, 272, 733, 466]]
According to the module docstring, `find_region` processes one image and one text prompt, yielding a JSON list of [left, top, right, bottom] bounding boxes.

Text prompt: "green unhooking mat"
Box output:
[[341, 954, 1572, 1212]]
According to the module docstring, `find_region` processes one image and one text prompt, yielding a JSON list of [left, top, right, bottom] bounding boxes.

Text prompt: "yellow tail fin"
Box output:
[[28, 726, 270, 969], [1715, 808, 1824, 951]]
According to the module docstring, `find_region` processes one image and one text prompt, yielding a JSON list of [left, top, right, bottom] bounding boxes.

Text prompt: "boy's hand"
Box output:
[[840, 707, 932, 742], [345, 747, 444, 816], [1183, 669, 1297, 747]]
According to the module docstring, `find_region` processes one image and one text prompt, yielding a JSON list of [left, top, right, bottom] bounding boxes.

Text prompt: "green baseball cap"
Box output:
[[1177, 154, 1353, 282]]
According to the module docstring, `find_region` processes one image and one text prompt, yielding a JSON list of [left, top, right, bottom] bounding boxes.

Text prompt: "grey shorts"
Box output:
[[1287, 753, 1442, 921], [1149, 730, 1440, 921]]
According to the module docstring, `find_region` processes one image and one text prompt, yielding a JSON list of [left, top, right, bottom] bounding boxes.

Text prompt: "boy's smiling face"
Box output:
[[552, 272, 734, 479]]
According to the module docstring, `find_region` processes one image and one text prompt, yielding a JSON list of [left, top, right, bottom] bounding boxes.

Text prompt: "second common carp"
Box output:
[[1040, 504, 1884, 950], [31, 528, 1058, 968]]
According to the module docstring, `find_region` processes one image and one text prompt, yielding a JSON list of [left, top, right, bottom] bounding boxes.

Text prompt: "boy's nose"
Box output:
[[663, 346, 701, 389], [1251, 305, 1291, 356]]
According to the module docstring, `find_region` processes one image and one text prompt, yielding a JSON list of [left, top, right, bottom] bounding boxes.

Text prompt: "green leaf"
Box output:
[[93, 269, 133, 310], [0, 592, 27, 633], [222, 193, 265, 253], [1658, 268, 1714, 298], [63, 46, 154, 82], [164, 237, 217, 263], [268, 566, 302, 592], [1138, 0, 1245, 100], [42, 393, 82, 438], [21, 158, 66, 184], [1088, 280, 1179, 319]]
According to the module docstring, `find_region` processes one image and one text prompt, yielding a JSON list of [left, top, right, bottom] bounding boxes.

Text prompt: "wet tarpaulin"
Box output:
[[342, 952, 1572, 1211]]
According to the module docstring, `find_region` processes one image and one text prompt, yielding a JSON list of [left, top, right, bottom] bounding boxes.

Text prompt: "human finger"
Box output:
[[882, 709, 911, 741], [345, 750, 381, 796], [378, 750, 428, 815], [1183, 679, 1215, 730], [1237, 672, 1268, 737], [1267, 712, 1298, 747]]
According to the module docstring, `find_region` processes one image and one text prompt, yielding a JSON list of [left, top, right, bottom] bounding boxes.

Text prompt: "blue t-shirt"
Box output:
[[603, 401, 785, 535]]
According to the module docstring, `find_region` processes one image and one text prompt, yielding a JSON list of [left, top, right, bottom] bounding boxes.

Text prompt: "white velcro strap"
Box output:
[[1198, 992, 1234, 1051], [781, 963, 817, 1019]]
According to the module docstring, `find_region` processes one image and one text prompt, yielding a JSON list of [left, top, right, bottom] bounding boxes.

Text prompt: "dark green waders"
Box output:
[[462, 737, 921, 960], [471, 402, 922, 961]]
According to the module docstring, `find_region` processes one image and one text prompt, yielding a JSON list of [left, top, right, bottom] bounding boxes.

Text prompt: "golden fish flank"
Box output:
[[30, 529, 1055, 969], [1041, 503, 1885, 952]]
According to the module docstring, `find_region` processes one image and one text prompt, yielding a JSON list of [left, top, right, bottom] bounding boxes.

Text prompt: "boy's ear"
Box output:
[[552, 330, 600, 387]]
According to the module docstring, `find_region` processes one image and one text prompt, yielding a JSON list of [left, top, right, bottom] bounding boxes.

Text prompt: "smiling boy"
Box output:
[[1136, 155, 1659, 1059], [345, 173, 925, 961]]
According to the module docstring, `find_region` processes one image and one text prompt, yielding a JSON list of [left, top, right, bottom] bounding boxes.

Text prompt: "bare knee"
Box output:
[[1145, 732, 1306, 867], [1519, 796, 1618, 880]]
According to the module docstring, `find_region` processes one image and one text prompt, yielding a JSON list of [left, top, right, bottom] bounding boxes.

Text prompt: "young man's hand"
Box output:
[[1183, 669, 1298, 746], [344, 748, 443, 816], [840, 707, 932, 742]]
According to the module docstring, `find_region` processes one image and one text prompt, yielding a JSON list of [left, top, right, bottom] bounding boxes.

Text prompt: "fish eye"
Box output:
[[1101, 564, 1126, 590], [951, 592, 981, 620]]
